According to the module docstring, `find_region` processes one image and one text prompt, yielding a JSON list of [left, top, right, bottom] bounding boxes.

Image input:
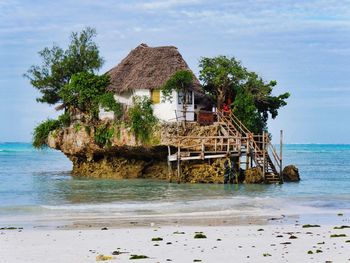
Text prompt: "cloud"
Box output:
[[120, 0, 204, 11]]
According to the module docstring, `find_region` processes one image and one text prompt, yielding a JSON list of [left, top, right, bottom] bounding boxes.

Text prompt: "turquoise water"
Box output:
[[0, 143, 349, 225]]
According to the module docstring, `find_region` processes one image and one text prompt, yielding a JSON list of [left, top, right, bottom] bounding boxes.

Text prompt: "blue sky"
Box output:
[[1, 0, 350, 143]]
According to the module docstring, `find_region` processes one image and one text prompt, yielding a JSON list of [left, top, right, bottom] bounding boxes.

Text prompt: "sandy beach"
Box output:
[[1, 216, 350, 263]]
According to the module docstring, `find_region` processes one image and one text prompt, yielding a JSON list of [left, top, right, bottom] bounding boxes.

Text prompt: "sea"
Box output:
[[0, 143, 349, 228]]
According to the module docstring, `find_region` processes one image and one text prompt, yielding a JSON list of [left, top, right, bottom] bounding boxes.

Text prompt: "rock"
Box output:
[[244, 167, 264, 184], [282, 165, 300, 182], [180, 159, 226, 183]]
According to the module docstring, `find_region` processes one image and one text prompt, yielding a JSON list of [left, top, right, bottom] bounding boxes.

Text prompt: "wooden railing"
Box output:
[[167, 135, 243, 156], [166, 109, 283, 183], [216, 111, 282, 180]]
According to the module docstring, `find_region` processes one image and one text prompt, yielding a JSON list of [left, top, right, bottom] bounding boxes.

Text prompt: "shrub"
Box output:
[[94, 124, 114, 147], [74, 123, 82, 132], [99, 93, 123, 119], [33, 119, 61, 148], [127, 96, 158, 143], [58, 112, 71, 127]]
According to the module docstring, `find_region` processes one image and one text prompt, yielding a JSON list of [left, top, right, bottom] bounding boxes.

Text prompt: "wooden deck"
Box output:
[[166, 111, 283, 184]]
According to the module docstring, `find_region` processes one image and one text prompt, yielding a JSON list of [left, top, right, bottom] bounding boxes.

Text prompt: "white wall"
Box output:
[[112, 89, 195, 122], [153, 90, 178, 122], [114, 91, 133, 105], [98, 106, 115, 121]]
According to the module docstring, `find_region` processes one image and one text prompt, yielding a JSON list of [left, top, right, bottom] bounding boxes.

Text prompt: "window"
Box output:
[[178, 91, 193, 105], [151, 89, 160, 104]]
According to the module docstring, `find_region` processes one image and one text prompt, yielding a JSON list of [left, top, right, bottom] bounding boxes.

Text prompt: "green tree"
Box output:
[[199, 55, 290, 133], [233, 88, 264, 134], [59, 72, 121, 120], [198, 56, 246, 110], [162, 70, 195, 121], [243, 72, 290, 125], [24, 27, 104, 104]]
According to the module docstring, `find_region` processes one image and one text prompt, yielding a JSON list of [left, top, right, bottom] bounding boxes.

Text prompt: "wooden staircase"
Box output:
[[216, 111, 283, 184], [166, 111, 283, 184]]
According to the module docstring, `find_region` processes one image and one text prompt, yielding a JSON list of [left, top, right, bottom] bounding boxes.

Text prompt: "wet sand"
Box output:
[[1, 214, 350, 262]]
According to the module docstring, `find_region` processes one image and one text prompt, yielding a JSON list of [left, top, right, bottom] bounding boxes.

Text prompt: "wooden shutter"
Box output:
[[151, 89, 160, 104]]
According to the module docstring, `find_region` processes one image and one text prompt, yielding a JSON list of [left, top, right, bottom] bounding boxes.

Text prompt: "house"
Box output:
[[100, 43, 204, 122]]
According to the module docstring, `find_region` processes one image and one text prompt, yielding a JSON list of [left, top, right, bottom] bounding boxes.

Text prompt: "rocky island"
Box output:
[[27, 28, 298, 184]]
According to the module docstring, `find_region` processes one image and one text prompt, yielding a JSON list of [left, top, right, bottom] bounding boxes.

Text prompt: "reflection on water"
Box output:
[[32, 175, 283, 205]]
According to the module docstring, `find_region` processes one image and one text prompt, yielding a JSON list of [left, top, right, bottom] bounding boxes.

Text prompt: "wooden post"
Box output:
[[280, 130, 283, 182], [246, 135, 249, 170], [214, 139, 217, 152], [262, 131, 266, 180], [201, 140, 205, 159], [237, 155, 240, 174], [177, 144, 181, 183], [167, 146, 173, 183]]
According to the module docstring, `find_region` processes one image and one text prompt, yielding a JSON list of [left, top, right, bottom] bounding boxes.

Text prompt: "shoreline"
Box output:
[[1, 222, 350, 262], [1, 210, 349, 230]]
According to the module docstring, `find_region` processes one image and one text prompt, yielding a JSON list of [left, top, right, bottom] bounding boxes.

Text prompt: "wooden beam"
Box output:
[[280, 130, 283, 183]]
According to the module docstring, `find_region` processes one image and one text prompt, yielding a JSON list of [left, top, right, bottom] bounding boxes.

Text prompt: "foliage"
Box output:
[[99, 93, 123, 119], [233, 88, 264, 134], [162, 70, 195, 121], [24, 27, 104, 104], [58, 112, 71, 127], [32, 119, 61, 149], [162, 70, 194, 102], [127, 96, 158, 143], [84, 125, 91, 135], [59, 72, 121, 120], [94, 124, 114, 147], [243, 72, 290, 124], [74, 123, 82, 132], [60, 72, 109, 112], [199, 55, 290, 134], [199, 56, 246, 109]]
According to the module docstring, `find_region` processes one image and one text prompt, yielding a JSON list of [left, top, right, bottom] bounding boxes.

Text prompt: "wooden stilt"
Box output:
[[246, 136, 249, 170], [167, 146, 173, 183], [177, 144, 181, 183], [280, 130, 283, 183]]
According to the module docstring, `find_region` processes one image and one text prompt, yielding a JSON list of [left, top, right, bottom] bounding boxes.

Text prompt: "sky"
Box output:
[[1, 0, 350, 144]]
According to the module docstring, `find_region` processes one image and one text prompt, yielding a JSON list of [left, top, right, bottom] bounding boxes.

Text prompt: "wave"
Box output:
[[39, 195, 350, 217]]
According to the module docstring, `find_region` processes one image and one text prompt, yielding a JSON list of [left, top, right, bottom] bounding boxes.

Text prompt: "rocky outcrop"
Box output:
[[47, 121, 299, 184], [180, 159, 226, 183], [282, 165, 300, 182], [244, 167, 264, 184], [47, 121, 228, 182]]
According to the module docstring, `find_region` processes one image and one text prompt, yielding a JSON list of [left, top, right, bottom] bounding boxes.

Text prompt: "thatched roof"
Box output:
[[106, 43, 201, 94]]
